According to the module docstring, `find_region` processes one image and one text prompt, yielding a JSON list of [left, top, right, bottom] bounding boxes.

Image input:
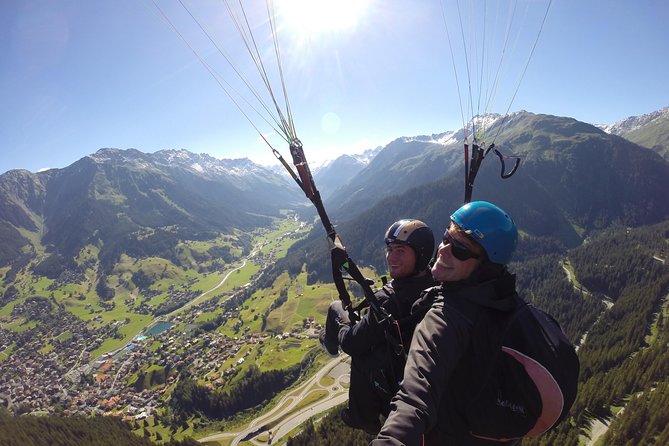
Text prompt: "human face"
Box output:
[[386, 243, 417, 279], [441, 231, 480, 261], [431, 228, 482, 282]]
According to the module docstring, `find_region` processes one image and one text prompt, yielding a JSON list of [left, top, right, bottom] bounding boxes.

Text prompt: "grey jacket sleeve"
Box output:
[[370, 303, 472, 446]]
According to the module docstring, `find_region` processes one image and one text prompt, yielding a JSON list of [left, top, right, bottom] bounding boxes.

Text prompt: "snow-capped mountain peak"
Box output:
[[89, 148, 269, 178], [597, 107, 669, 135], [402, 113, 507, 146]]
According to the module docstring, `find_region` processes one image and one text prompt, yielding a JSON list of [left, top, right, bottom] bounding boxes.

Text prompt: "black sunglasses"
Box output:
[[442, 231, 480, 261]]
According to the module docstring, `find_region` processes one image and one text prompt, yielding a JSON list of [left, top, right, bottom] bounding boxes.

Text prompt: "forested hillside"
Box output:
[[0, 409, 199, 446], [169, 353, 318, 421], [514, 221, 668, 445]]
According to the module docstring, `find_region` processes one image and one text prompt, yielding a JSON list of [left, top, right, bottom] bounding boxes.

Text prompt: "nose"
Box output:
[[437, 242, 452, 258]]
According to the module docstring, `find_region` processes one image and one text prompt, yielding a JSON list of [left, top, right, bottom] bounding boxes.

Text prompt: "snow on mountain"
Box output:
[[155, 149, 268, 177], [398, 131, 459, 146], [597, 107, 669, 135], [311, 146, 382, 174], [89, 148, 270, 178], [352, 146, 383, 164], [402, 113, 507, 146]]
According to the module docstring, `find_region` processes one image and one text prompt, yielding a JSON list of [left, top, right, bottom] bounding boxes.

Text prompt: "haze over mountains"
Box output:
[[1, 108, 668, 275], [311, 147, 382, 200]]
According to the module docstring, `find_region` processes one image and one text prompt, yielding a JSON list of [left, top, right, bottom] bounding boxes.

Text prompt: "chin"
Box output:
[[431, 271, 448, 282]]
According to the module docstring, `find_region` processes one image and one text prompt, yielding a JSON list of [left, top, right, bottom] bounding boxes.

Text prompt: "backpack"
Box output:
[[449, 292, 580, 441]]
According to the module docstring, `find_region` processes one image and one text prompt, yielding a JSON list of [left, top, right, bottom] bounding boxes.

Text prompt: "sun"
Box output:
[[278, 0, 371, 37]]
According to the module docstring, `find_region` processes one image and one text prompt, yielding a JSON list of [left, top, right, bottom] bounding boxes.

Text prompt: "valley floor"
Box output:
[[0, 216, 336, 444]]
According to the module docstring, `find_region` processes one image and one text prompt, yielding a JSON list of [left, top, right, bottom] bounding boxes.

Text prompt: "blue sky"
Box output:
[[1, 0, 668, 175]]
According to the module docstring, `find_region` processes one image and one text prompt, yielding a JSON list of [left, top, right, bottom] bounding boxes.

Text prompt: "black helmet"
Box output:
[[384, 219, 435, 272]]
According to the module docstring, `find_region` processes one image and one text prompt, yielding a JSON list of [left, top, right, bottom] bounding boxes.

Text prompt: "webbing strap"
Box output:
[[282, 139, 390, 323], [463, 142, 520, 203]]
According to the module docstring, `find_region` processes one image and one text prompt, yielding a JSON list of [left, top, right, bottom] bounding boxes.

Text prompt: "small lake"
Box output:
[[146, 321, 173, 336]]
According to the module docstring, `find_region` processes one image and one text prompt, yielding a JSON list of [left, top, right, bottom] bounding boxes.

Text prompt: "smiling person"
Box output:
[[319, 219, 435, 433], [371, 201, 520, 446]]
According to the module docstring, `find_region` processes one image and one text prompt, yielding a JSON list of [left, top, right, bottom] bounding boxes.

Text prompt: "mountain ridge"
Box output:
[[597, 106, 669, 135], [0, 149, 305, 272], [2, 108, 668, 275], [596, 106, 669, 160], [270, 111, 669, 281], [322, 111, 669, 227]]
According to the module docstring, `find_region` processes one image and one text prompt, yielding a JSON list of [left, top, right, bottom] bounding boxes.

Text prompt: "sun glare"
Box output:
[[279, 0, 371, 36]]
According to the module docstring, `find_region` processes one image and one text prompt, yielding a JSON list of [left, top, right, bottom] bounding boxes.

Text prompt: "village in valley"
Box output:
[[0, 217, 326, 427]]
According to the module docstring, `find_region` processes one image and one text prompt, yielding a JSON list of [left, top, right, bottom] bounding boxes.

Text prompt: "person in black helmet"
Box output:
[[320, 219, 436, 433], [371, 201, 520, 446]]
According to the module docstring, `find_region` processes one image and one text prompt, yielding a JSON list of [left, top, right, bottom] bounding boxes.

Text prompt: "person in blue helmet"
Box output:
[[371, 201, 520, 445], [320, 219, 436, 434]]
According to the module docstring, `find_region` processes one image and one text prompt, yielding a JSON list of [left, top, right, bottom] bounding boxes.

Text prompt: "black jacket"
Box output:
[[371, 272, 518, 446], [338, 273, 436, 356]]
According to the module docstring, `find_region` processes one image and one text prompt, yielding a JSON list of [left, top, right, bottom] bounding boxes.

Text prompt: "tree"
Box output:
[[96, 274, 115, 300], [132, 270, 154, 290]]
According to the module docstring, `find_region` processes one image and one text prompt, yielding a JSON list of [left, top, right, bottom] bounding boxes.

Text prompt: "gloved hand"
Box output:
[[332, 301, 352, 327]]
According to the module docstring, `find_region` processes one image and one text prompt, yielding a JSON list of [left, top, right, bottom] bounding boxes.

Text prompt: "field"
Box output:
[[0, 213, 383, 444]]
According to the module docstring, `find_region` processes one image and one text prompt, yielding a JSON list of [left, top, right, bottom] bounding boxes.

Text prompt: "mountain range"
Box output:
[[318, 108, 669, 220], [2, 109, 668, 279], [286, 110, 669, 277], [0, 148, 303, 271], [312, 146, 382, 200], [2, 110, 669, 276]]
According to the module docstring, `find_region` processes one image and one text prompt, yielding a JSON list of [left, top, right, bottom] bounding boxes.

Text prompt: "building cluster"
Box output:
[[0, 292, 320, 420], [0, 217, 319, 419], [0, 298, 120, 414]]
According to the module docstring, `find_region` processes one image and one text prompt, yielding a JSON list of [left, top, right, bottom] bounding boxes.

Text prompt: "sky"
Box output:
[[1, 0, 668, 175]]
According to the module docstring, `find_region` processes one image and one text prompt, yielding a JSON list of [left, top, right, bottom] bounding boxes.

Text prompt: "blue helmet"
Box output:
[[450, 201, 518, 265]]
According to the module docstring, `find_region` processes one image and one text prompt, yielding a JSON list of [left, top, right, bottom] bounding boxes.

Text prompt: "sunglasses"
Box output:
[[442, 231, 480, 261]]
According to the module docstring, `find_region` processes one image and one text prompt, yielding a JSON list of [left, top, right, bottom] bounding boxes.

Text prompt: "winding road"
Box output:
[[560, 260, 614, 446], [199, 356, 351, 445]]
